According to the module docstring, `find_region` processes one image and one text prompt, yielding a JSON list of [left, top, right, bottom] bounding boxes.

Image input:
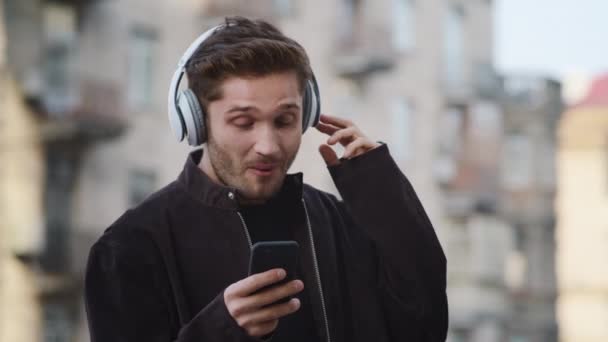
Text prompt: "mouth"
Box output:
[[248, 163, 280, 177]]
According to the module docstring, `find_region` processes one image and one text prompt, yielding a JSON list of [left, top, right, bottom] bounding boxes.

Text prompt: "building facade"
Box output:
[[72, 0, 500, 340], [2, 1, 562, 341], [557, 74, 608, 342], [501, 76, 562, 342]]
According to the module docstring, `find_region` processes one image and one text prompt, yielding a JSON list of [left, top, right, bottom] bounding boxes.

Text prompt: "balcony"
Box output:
[[39, 78, 126, 143], [473, 62, 503, 100], [5, 0, 127, 142], [201, 0, 280, 19], [331, 22, 395, 80], [34, 229, 98, 293], [443, 62, 503, 104], [332, 48, 394, 80]]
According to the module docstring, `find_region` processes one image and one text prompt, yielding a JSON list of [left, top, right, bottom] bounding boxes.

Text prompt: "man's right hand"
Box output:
[[224, 268, 304, 338]]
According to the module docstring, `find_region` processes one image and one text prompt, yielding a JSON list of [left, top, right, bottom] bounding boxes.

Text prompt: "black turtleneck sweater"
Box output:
[[240, 197, 320, 342]]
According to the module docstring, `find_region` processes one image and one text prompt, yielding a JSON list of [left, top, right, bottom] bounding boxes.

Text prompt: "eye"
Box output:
[[232, 116, 254, 128], [276, 113, 297, 127]]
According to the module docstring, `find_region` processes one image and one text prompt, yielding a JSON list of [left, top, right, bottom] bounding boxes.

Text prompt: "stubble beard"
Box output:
[[206, 136, 297, 203]]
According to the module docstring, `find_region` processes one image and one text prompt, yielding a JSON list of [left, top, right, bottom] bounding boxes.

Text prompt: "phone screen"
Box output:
[[248, 241, 299, 304]]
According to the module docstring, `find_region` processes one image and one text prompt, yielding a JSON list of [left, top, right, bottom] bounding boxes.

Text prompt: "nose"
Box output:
[[253, 124, 281, 157]]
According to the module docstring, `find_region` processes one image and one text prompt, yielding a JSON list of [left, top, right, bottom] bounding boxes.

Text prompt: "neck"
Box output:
[[199, 147, 221, 184]]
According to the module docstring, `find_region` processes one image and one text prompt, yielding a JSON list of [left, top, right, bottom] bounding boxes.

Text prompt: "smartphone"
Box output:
[[248, 241, 299, 304]]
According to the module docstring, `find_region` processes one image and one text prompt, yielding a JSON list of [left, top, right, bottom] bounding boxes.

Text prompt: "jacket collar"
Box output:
[[177, 148, 304, 211]]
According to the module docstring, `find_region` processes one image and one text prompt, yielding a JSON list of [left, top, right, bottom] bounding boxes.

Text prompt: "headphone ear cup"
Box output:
[[309, 76, 321, 128], [302, 82, 313, 133], [169, 100, 186, 142], [177, 89, 207, 146], [302, 77, 321, 133]]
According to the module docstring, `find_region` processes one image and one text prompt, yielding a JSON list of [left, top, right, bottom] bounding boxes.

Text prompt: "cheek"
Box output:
[[227, 134, 261, 165], [281, 130, 302, 154], [210, 122, 251, 152]]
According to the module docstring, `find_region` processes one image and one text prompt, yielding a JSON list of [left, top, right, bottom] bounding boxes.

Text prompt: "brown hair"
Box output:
[[185, 17, 313, 112]]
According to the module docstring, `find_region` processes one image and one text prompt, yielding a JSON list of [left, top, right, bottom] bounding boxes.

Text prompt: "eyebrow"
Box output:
[[226, 106, 255, 114], [225, 103, 301, 114], [277, 103, 300, 111]]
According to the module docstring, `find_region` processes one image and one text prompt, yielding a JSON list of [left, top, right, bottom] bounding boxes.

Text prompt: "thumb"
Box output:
[[319, 144, 339, 166]]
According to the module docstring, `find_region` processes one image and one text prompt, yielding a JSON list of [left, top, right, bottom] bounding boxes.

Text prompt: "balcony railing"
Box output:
[[332, 18, 395, 79], [201, 0, 280, 19], [40, 78, 126, 142]]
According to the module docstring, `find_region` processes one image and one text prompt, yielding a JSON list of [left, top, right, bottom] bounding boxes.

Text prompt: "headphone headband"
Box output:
[[167, 22, 320, 145], [168, 24, 224, 141]]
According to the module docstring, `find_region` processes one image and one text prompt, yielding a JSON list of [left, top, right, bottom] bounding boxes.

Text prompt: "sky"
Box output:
[[495, 0, 608, 81]]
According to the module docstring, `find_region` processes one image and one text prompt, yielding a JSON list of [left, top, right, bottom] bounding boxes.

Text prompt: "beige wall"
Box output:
[[1, 7, 44, 339], [557, 107, 608, 342], [0, 73, 43, 342]]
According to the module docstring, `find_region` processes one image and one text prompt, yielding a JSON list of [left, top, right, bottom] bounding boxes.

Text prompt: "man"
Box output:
[[85, 17, 447, 342]]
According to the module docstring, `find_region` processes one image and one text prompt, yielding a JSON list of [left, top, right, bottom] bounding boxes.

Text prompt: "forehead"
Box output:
[[219, 72, 303, 102]]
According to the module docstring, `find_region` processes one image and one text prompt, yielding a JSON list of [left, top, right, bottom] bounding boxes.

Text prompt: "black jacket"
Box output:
[[84, 144, 448, 342]]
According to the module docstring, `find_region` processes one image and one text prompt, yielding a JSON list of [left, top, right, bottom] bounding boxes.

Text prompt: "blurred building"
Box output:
[[435, 72, 562, 342], [0, 0, 564, 341], [557, 74, 608, 342], [501, 76, 562, 342], [1, 0, 125, 340], [1, 2, 45, 340], [0, 1, 42, 341], [83, 0, 501, 341]]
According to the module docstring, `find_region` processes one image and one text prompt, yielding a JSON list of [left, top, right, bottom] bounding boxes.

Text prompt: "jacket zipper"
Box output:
[[235, 201, 331, 342], [302, 198, 332, 342], [236, 211, 253, 249]]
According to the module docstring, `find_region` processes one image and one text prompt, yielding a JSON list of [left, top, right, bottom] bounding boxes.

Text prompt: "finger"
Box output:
[[319, 144, 339, 166], [355, 146, 367, 157], [254, 280, 303, 308], [229, 269, 286, 298], [342, 137, 375, 159], [319, 114, 353, 129], [240, 298, 301, 327], [327, 126, 359, 146], [315, 122, 340, 136], [238, 280, 304, 313], [245, 320, 279, 338]]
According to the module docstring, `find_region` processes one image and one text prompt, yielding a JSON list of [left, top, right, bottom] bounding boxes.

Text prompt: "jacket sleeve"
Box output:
[[328, 143, 448, 341], [84, 226, 259, 342]]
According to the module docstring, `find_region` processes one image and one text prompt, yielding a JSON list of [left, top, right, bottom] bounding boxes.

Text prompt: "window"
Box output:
[[449, 328, 471, 342], [390, 99, 413, 160], [514, 224, 526, 251], [43, 302, 73, 342], [334, 79, 360, 118], [337, 0, 362, 48], [439, 106, 465, 155], [434, 106, 465, 183], [128, 26, 157, 109], [274, 0, 294, 16], [469, 102, 502, 163], [470, 102, 502, 140], [42, 150, 75, 273], [538, 142, 556, 189], [128, 169, 156, 206], [443, 4, 465, 87], [502, 133, 533, 190], [509, 335, 530, 342], [392, 0, 415, 51], [43, 3, 77, 116]]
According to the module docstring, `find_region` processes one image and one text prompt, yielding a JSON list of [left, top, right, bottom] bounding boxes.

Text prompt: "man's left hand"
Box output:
[[315, 114, 381, 166]]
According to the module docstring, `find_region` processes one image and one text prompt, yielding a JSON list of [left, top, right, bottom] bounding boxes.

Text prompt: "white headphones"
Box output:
[[167, 24, 321, 146]]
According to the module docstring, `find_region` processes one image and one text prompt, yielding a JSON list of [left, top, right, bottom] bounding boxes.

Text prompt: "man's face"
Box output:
[[205, 72, 303, 203]]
